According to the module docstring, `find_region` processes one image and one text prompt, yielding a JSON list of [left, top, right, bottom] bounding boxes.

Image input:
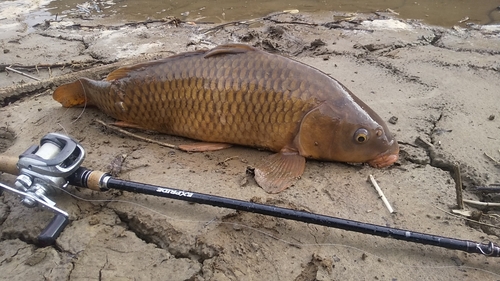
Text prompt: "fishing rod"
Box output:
[[0, 133, 499, 256]]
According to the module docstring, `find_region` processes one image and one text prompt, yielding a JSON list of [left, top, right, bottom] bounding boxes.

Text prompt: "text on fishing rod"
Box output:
[[156, 187, 194, 197]]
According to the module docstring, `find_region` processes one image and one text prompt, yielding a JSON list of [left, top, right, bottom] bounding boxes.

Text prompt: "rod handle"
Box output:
[[37, 213, 69, 246], [0, 155, 19, 175]]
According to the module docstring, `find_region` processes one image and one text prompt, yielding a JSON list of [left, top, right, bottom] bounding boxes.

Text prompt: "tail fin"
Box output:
[[53, 78, 93, 108]]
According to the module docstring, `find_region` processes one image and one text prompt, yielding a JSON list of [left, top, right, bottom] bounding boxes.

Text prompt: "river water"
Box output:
[[44, 0, 500, 27]]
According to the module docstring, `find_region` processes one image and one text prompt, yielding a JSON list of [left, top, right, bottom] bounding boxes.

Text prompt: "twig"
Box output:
[[458, 17, 470, 23], [484, 152, 500, 165], [54, 17, 184, 31], [201, 9, 299, 35], [453, 163, 464, 209], [368, 175, 394, 213], [464, 199, 500, 209], [201, 18, 259, 34], [0, 61, 99, 72], [471, 186, 500, 193], [386, 8, 400, 15], [95, 119, 179, 150], [435, 206, 500, 230], [218, 156, 241, 167], [0, 55, 170, 106], [5, 67, 41, 81]]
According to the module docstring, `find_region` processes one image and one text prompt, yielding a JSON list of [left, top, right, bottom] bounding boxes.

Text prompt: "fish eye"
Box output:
[[354, 128, 369, 143]]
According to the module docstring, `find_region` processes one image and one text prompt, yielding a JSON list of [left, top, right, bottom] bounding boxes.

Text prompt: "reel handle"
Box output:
[[38, 213, 69, 247]]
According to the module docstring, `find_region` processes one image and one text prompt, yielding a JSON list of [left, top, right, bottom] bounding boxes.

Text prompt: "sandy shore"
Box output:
[[1, 9, 500, 281]]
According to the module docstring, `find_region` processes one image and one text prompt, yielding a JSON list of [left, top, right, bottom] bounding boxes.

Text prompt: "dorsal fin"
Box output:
[[105, 49, 208, 81], [203, 44, 257, 58], [105, 45, 257, 81]]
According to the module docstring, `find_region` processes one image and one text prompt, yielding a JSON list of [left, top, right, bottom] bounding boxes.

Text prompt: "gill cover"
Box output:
[[294, 102, 396, 164]]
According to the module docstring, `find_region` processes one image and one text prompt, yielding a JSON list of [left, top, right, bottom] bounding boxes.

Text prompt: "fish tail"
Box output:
[[53, 78, 95, 108]]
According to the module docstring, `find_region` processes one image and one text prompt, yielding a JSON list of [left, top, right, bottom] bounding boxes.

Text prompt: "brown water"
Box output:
[[47, 0, 500, 27]]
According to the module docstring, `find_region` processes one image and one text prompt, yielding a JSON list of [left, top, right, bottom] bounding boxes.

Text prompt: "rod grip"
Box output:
[[0, 155, 19, 175], [37, 213, 69, 246]]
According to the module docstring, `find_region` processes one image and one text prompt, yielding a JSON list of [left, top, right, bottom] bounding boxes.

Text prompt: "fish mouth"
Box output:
[[368, 150, 399, 168]]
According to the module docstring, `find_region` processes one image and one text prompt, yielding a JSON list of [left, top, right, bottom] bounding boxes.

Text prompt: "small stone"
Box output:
[[388, 116, 398, 124], [488, 114, 495, 120], [310, 38, 326, 48]]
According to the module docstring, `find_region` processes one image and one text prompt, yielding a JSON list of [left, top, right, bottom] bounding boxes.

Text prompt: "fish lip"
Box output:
[[368, 148, 399, 168]]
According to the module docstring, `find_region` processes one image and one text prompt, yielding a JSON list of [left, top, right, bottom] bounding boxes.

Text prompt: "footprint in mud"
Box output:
[[0, 126, 16, 154]]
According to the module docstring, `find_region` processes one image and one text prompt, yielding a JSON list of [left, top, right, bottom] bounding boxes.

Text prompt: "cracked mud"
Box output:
[[1, 11, 500, 281]]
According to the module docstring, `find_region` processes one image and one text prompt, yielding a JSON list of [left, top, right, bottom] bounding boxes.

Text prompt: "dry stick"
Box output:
[[0, 55, 172, 105], [95, 119, 179, 150], [201, 9, 299, 34], [472, 186, 500, 193], [201, 17, 261, 34], [464, 199, 500, 209], [435, 206, 500, 230], [453, 163, 464, 209], [484, 152, 500, 165], [0, 61, 98, 72], [368, 175, 394, 213], [5, 67, 41, 81]]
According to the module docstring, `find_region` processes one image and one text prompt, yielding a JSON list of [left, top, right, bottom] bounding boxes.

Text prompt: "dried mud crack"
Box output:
[[1, 9, 500, 281], [114, 209, 220, 263]]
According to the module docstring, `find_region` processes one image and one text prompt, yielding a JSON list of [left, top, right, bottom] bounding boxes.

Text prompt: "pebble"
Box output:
[[388, 116, 398, 124]]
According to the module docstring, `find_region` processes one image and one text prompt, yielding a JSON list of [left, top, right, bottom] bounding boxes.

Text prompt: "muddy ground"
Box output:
[[1, 10, 500, 281]]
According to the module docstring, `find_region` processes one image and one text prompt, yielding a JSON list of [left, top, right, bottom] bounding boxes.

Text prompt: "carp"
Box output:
[[53, 44, 399, 193]]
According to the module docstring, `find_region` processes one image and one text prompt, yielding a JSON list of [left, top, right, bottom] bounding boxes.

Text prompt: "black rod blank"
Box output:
[[68, 168, 500, 257]]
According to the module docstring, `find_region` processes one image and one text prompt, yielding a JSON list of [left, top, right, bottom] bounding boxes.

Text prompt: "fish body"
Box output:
[[54, 44, 399, 193]]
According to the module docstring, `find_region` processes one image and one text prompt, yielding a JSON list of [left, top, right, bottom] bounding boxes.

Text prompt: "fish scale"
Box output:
[[53, 43, 399, 193], [148, 56, 303, 147]]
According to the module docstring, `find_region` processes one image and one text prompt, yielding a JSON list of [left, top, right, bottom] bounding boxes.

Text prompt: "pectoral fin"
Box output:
[[178, 142, 232, 152], [111, 121, 147, 130], [254, 151, 306, 194]]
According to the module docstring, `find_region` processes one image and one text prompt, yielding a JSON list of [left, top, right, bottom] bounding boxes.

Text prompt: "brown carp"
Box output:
[[53, 44, 399, 193]]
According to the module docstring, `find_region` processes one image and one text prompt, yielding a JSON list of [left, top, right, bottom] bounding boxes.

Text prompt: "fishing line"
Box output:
[[53, 185, 500, 278], [71, 78, 88, 123], [57, 123, 69, 136]]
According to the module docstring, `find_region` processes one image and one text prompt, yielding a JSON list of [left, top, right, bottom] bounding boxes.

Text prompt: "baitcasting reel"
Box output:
[[0, 133, 85, 246]]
